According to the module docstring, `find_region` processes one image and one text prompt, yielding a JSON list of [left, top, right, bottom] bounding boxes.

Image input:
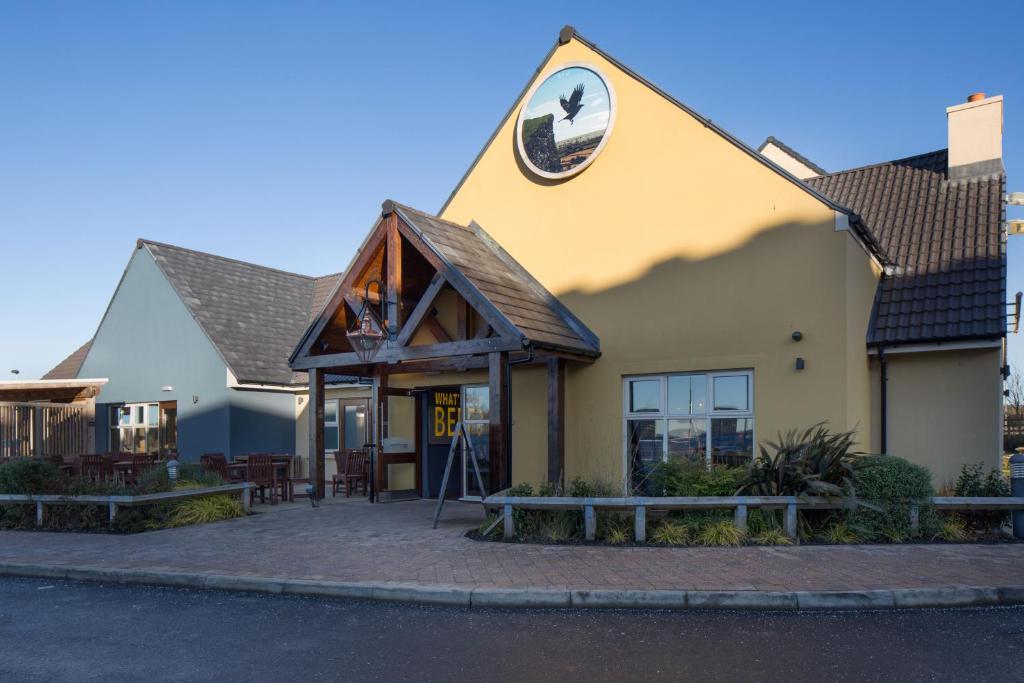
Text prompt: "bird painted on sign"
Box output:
[[559, 83, 585, 124]]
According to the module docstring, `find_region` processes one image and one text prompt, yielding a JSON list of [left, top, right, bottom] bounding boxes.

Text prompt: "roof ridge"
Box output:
[[820, 148, 949, 179], [757, 135, 828, 175], [139, 238, 320, 281], [437, 26, 856, 221]]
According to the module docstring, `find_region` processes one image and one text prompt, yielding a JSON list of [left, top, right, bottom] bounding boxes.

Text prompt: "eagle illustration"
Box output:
[[559, 83, 585, 124]]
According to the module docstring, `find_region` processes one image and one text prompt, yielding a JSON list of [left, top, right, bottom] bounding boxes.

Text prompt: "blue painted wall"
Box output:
[[79, 244, 300, 460], [229, 389, 296, 456], [80, 246, 232, 461]]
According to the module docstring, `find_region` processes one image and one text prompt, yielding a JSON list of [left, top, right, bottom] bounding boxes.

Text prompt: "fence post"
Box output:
[[785, 501, 797, 539], [108, 501, 118, 525], [35, 500, 43, 527], [503, 503, 514, 539], [241, 484, 251, 513], [909, 503, 920, 536], [584, 504, 596, 541], [734, 504, 748, 531], [634, 505, 646, 542]]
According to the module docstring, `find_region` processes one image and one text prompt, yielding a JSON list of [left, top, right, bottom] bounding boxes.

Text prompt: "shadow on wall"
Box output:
[[529, 218, 877, 483], [93, 397, 296, 463]]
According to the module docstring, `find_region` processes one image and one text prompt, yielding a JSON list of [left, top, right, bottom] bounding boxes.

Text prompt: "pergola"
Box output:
[[289, 201, 600, 500]]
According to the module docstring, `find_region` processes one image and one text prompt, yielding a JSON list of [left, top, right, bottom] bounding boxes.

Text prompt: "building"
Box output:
[[290, 25, 1009, 496], [45, 26, 1009, 493], [44, 239, 366, 461]]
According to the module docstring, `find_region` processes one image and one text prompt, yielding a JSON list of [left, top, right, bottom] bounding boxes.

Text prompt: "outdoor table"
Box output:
[[231, 455, 294, 502]]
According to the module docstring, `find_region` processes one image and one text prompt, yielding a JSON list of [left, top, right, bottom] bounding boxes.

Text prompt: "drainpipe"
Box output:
[[879, 347, 888, 454]]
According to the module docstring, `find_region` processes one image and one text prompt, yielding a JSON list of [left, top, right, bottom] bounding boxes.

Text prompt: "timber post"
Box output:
[[308, 368, 325, 500], [488, 351, 509, 492]]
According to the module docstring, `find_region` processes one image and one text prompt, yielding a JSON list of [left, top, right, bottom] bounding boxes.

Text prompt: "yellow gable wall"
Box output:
[[434, 36, 881, 488]]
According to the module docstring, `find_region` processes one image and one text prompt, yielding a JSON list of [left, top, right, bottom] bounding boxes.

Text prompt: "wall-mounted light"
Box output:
[[192, 394, 199, 405], [792, 331, 803, 342], [795, 358, 805, 371], [161, 385, 174, 392]]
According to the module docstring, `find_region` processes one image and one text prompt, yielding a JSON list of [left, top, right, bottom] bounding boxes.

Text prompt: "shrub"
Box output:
[[134, 466, 172, 494], [695, 520, 747, 547], [598, 511, 632, 542], [933, 517, 970, 542], [568, 476, 618, 498], [177, 463, 225, 488], [752, 528, 793, 546], [740, 424, 865, 501], [650, 461, 747, 497], [650, 519, 689, 545], [0, 459, 62, 494], [953, 463, 1009, 532], [853, 455, 939, 541], [477, 514, 500, 538], [821, 521, 860, 544], [166, 495, 244, 528], [535, 510, 580, 542], [605, 527, 629, 544]]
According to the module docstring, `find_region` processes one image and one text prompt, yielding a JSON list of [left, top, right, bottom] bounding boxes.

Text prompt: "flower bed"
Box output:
[[0, 458, 247, 533], [471, 425, 1017, 547]]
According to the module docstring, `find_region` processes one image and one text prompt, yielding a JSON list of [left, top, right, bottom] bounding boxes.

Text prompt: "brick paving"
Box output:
[[0, 498, 1022, 592]]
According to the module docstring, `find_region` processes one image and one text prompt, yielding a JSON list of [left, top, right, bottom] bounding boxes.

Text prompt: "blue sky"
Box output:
[[1, 1, 1020, 379]]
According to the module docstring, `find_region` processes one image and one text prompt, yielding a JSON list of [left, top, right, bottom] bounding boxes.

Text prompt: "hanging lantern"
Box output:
[[346, 280, 390, 363]]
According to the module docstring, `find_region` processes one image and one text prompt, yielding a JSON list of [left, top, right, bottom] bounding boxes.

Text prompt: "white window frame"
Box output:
[[622, 370, 755, 482], [109, 402, 160, 454]]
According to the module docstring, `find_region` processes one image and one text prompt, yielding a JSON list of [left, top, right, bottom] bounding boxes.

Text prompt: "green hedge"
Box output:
[[852, 456, 939, 541]]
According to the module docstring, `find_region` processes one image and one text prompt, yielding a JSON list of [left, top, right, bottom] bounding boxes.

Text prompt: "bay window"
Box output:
[[624, 371, 754, 493]]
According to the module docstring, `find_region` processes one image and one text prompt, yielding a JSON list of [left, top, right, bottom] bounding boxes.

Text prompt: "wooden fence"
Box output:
[[483, 494, 1024, 541], [0, 402, 93, 459]]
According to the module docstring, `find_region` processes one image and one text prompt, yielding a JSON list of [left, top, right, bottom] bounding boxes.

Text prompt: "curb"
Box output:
[[3, 562, 1023, 611]]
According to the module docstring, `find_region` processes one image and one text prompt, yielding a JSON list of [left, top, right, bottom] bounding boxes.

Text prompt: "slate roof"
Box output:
[[41, 340, 93, 380], [807, 150, 1006, 346], [392, 203, 600, 355], [141, 241, 342, 385], [756, 136, 828, 176]]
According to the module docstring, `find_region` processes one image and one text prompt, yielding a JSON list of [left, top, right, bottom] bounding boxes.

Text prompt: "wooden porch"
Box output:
[[289, 201, 600, 501]]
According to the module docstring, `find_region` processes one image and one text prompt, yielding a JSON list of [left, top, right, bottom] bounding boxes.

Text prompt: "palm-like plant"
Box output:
[[739, 423, 869, 503]]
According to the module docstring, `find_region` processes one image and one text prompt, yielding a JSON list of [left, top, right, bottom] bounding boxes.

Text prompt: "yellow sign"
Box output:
[[429, 390, 461, 444]]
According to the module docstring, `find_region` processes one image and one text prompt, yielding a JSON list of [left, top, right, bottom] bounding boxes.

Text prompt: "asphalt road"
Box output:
[[1, 577, 1023, 682]]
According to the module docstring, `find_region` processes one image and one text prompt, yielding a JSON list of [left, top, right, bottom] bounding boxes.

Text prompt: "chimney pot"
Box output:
[[968, 92, 986, 103]]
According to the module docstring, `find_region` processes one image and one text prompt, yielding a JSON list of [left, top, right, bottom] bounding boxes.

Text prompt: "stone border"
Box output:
[[2, 561, 1022, 611]]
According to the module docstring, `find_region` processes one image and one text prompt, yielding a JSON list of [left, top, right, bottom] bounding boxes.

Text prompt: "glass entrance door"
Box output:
[[461, 385, 490, 499], [376, 390, 420, 502]]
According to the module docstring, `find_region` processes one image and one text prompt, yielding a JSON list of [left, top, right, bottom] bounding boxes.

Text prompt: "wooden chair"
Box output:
[[332, 449, 368, 497], [80, 455, 113, 482], [127, 455, 157, 485], [247, 454, 278, 505], [200, 453, 229, 479]]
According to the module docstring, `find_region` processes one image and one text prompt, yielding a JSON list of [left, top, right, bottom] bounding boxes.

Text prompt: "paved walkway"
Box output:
[[2, 498, 1023, 608]]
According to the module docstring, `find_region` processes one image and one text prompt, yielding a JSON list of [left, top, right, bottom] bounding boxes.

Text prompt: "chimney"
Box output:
[[947, 92, 1004, 180]]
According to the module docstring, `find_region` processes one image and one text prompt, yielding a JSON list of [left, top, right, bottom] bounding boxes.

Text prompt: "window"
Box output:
[[462, 385, 490, 498], [624, 371, 754, 493], [324, 400, 340, 452], [108, 402, 163, 455]]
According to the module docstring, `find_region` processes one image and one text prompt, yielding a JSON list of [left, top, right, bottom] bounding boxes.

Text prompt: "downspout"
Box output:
[[878, 347, 888, 454]]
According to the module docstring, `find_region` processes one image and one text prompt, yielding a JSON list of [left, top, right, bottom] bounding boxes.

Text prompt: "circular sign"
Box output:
[[515, 63, 616, 180]]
